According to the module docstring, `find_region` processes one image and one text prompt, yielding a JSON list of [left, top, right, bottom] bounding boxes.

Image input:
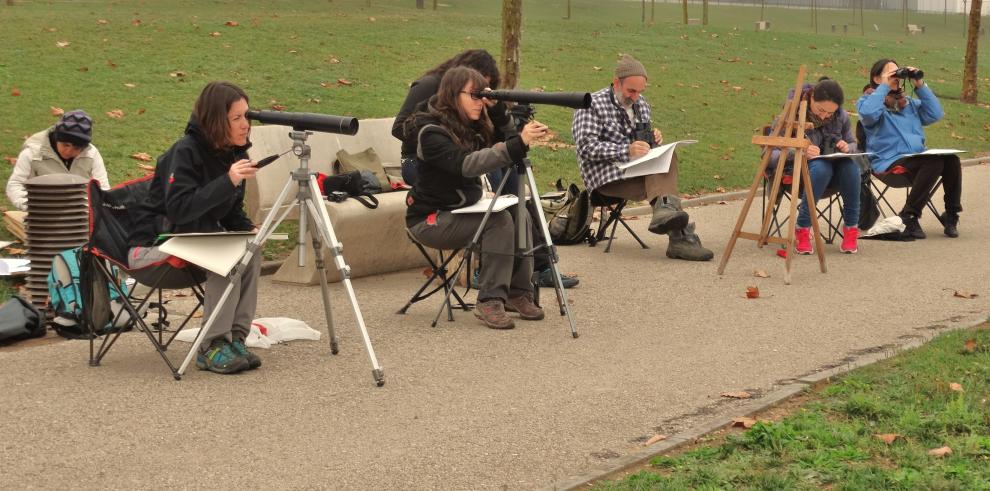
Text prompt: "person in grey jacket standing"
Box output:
[[7, 110, 110, 211]]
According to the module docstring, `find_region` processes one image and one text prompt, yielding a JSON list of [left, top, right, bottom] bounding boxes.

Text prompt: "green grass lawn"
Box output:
[[0, 0, 987, 300], [599, 323, 990, 490]]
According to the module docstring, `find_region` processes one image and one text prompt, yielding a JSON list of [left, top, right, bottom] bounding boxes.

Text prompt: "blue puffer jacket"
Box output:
[[856, 83, 943, 173]]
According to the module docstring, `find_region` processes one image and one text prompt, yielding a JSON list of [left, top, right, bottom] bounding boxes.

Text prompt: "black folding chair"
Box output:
[[80, 178, 206, 380], [762, 165, 844, 244], [589, 190, 649, 253], [398, 230, 473, 327]]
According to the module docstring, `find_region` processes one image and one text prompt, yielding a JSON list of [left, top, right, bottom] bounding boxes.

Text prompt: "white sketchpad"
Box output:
[[174, 317, 321, 349]]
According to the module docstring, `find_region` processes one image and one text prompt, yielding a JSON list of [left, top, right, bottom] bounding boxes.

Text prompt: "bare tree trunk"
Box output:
[[682, 0, 688, 24], [961, 0, 982, 103], [702, 0, 708, 24], [501, 0, 523, 90], [651, 0, 656, 22], [433, 0, 438, 10], [642, 0, 646, 24], [565, 0, 571, 19], [761, 0, 766, 21], [416, 0, 424, 8]]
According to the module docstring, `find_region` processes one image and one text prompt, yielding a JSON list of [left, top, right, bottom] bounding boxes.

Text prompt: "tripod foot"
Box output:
[[330, 340, 340, 355], [572, 332, 579, 339], [373, 368, 385, 387]]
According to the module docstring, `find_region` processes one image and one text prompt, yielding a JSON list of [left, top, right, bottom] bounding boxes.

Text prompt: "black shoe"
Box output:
[[537, 268, 579, 288], [901, 214, 926, 240], [940, 212, 959, 238]]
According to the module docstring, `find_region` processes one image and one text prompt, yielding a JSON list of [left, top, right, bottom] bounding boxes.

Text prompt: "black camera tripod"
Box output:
[[430, 104, 578, 337]]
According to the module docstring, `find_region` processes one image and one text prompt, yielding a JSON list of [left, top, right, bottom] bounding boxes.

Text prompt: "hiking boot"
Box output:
[[231, 337, 262, 370], [901, 213, 926, 240], [666, 223, 714, 261], [795, 227, 813, 255], [648, 195, 689, 235], [196, 339, 250, 375], [505, 292, 545, 320], [840, 226, 859, 254], [474, 299, 515, 330], [537, 268, 579, 289], [940, 212, 959, 238]]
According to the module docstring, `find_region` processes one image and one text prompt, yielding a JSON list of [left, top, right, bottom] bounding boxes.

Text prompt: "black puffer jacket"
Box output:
[[129, 118, 254, 246], [404, 99, 528, 227]]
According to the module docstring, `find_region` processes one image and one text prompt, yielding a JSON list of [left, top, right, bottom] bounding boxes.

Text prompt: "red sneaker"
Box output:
[[795, 227, 812, 255], [840, 226, 859, 254]]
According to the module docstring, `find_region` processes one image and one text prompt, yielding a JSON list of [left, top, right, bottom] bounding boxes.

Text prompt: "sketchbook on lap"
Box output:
[[815, 152, 873, 160], [451, 195, 519, 214], [158, 233, 255, 277], [616, 140, 698, 179], [898, 148, 967, 159]]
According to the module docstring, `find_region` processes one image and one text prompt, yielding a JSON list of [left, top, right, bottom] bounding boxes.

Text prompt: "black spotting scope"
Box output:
[[473, 89, 591, 109], [246, 110, 359, 135]]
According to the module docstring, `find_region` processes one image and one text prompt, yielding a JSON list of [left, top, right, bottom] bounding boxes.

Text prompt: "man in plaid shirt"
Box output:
[[572, 55, 713, 261]]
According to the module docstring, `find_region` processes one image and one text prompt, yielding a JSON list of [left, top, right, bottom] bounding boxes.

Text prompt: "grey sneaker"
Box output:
[[666, 223, 714, 261], [648, 195, 689, 235], [474, 299, 515, 330]]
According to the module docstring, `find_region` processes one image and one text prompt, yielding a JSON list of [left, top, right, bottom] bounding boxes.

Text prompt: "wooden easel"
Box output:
[[716, 65, 826, 284]]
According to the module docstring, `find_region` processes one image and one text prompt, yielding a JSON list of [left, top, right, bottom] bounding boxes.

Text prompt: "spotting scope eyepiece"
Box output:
[[246, 110, 359, 135], [473, 90, 591, 109]]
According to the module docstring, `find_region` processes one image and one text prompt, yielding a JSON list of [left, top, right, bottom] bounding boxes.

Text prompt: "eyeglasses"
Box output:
[[460, 91, 484, 101]]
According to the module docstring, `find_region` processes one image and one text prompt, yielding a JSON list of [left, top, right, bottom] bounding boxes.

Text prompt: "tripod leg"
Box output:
[[305, 206, 339, 355], [522, 163, 578, 338], [303, 177, 384, 386]]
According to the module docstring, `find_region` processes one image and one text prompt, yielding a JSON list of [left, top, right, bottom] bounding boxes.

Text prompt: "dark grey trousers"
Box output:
[[128, 246, 260, 347], [409, 209, 533, 302]]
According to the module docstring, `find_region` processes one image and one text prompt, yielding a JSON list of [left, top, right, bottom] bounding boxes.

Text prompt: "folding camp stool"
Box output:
[[590, 190, 649, 253], [398, 229, 473, 326]]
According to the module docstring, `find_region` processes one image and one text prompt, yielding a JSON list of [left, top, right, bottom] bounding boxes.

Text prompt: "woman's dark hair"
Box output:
[[423, 49, 501, 90], [424, 67, 494, 150], [812, 77, 844, 107], [193, 81, 249, 150], [865, 58, 897, 91]]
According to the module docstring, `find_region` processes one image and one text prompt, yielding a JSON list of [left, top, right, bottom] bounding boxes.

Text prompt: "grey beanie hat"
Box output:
[[54, 110, 93, 146], [615, 55, 648, 80]]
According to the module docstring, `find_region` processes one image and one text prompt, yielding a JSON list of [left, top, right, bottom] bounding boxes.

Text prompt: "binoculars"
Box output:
[[632, 122, 657, 148], [893, 67, 924, 80]]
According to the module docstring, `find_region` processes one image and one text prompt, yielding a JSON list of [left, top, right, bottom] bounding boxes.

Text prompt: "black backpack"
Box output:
[[541, 180, 593, 245]]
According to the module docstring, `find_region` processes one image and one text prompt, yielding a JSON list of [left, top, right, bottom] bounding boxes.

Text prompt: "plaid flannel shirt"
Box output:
[[572, 86, 652, 191]]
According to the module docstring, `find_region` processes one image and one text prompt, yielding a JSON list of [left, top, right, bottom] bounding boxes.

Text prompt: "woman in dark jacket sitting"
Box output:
[[129, 81, 261, 375], [405, 67, 548, 330]]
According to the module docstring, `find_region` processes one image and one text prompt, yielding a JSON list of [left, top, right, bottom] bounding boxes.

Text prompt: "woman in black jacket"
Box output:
[[405, 67, 548, 330], [129, 81, 261, 375]]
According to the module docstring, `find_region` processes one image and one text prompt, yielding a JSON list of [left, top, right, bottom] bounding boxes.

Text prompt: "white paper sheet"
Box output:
[[158, 234, 253, 277], [814, 152, 873, 160], [616, 140, 698, 179], [0, 258, 30, 275], [898, 148, 967, 159], [451, 195, 519, 214]]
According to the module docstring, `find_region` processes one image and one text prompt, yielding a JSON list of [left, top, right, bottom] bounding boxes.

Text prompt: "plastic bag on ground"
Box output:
[[174, 317, 320, 348]]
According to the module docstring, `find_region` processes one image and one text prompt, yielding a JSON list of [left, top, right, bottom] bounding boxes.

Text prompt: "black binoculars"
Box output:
[[820, 136, 839, 156], [632, 122, 657, 148], [893, 67, 924, 80]]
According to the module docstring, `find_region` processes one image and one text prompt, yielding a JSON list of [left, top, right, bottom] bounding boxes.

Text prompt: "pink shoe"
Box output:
[[840, 226, 859, 254], [795, 227, 812, 255]]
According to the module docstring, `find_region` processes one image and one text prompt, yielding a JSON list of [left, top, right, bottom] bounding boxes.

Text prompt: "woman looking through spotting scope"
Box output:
[[404, 67, 549, 330]]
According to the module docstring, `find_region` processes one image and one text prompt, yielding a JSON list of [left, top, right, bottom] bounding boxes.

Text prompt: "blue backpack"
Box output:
[[47, 247, 129, 339]]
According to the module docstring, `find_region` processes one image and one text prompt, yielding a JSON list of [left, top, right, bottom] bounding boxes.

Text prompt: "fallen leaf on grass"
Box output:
[[137, 164, 155, 173], [949, 382, 964, 392], [592, 66, 602, 71], [169, 71, 187, 78], [964, 338, 977, 352], [50, 107, 64, 116], [745, 286, 759, 299], [97, 19, 109, 25], [106, 59, 117, 68], [643, 434, 668, 446], [11, 87, 21, 97], [209, 31, 221, 37], [225, 20, 239, 27], [713, 174, 723, 180], [55, 41, 71, 48], [132, 19, 142, 27], [337, 79, 353, 86], [368, 16, 376, 22], [927, 446, 952, 457], [753, 270, 769, 278], [715, 186, 727, 193], [106, 109, 125, 119], [874, 433, 901, 444], [953, 290, 978, 299], [270, 103, 286, 111], [123, 83, 136, 88], [130, 152, 153, 162], [137, 108, 146, 115], [721, 391, 752, 399], [731, 417, 757, 428]]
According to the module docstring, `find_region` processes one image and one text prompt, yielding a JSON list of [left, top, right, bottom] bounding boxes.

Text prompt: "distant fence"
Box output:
[[667, 0, 989, 15]]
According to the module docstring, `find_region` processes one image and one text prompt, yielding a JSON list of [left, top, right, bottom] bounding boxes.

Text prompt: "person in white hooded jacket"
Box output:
[[6, 110, 110, 210]]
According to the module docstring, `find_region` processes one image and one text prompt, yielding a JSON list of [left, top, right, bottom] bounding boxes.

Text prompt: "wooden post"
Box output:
[[961, 0, 983, 103], [565, 0, 571, 19], [702, 0, 708, 25], [682, 0, 688, 24], [500, 0, 523, 90]]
